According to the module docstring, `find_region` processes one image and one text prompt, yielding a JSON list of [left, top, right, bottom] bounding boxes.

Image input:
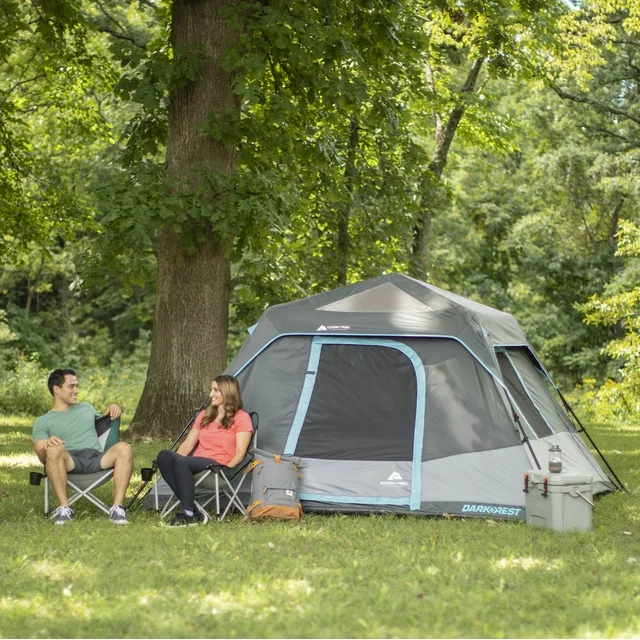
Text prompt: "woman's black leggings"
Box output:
[[156, 450, 220, 512]]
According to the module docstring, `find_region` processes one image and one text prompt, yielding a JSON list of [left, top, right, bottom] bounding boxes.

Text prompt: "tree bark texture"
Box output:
[[410, 57, 485, 280], [132, 0, 240, 437]]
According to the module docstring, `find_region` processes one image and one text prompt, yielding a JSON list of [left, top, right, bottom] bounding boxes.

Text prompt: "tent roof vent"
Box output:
[[317, 282, 434, 313]]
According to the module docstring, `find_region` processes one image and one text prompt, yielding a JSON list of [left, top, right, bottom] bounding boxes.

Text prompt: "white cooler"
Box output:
[[524, 470, 594, 532]]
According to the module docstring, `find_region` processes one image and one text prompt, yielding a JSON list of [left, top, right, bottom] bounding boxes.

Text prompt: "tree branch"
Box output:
[[430, 56, 485, 179], [8, 74, 45, 94], [96, 0, 125, 32], [550, 83, 640, 127], [581, 123, 638, 148], [95, 24, 146, 49], [423, 56, 443, 138]]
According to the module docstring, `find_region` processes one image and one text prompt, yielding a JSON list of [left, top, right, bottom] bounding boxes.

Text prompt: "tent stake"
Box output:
[[126, 396, 210, 511]]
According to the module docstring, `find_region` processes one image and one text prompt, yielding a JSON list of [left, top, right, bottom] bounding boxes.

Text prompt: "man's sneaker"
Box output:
[[164, 511, 198, 527], [51, 505, 75, 525], [108, 505, 129, 525]]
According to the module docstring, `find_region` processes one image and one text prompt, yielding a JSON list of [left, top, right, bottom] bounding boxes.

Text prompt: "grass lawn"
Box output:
[[0, 417, 639, 639]]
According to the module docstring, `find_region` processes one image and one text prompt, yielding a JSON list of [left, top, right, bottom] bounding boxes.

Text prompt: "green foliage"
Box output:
[[577, 221, 640, 421], [0, 355, 51, 417], [0, 315, 149, 417], [0, 0, 117, 258], [0, 311, 50, 416], [3, 0, 640, 424]]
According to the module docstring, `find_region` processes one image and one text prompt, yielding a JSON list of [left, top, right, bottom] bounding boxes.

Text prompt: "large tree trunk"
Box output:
[[132, 0, 240, 437], [409, 57, 485, 279]]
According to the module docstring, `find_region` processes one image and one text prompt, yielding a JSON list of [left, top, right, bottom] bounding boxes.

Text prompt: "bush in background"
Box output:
[[0, 314, 149, 419], [0, 354, 52, 416]]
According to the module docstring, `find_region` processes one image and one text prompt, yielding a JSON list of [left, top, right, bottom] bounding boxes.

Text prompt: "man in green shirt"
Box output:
[[33, 369, 133, 525]]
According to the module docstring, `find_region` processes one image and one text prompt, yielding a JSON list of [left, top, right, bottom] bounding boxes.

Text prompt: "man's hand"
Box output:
[[45, 436, 65, 449], [106, 404, 122, 419]]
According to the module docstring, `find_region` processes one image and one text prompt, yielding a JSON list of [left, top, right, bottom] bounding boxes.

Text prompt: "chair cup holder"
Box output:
[[29, 472, 45, 486], [140, 467, 155, 482]]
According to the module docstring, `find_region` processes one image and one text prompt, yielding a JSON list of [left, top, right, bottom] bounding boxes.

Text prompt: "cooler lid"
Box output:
[[526, 470, 593, 486]]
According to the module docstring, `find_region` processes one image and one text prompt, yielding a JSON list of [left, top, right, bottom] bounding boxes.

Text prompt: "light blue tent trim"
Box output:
[[282, 336, 425, 510], [247, 323, 258, 335], [233, 333, 519, 440], [494, 344, 555, 384], [313, 336, 425, 510], [232, 331, 533, 449], [233, 332, 504, 388], [300, 493, 410, 506], [283, 342, 323, 456]]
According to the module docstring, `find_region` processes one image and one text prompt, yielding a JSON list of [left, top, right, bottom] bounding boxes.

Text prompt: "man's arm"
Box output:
[[105, 404, 122, 419]]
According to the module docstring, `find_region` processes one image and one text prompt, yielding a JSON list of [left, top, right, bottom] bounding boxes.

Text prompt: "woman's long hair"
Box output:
[[201, 375, 243, 429]]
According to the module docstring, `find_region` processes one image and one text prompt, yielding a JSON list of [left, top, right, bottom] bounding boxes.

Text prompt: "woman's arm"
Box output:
[[226, 431, 253, 468], [176, 428, 200, 456]]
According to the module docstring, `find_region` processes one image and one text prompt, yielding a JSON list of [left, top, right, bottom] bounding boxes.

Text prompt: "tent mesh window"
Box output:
[[496, 352, 552, 438], [295, 344, 418, 460], [505, 347, 573, 433]]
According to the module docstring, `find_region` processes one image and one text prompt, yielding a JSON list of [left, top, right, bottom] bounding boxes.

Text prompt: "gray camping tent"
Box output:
[[222, 273, 615, 520]]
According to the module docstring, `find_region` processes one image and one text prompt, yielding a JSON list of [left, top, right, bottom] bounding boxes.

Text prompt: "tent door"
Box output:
[[283, 336, 425, 510]]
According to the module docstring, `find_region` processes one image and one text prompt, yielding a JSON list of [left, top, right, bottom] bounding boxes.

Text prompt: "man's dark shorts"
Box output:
[[68, 448, 106, 474]]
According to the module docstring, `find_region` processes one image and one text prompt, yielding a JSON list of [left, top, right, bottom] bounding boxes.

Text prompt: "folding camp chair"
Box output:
[[158, 412, 259, 523], [32, 415, 121, 516]]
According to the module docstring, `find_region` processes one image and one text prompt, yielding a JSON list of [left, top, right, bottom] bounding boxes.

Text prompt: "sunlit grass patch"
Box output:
[[0, 415, 33, 428], [0, 452, 40, 468], [494, 556, 563, 571]]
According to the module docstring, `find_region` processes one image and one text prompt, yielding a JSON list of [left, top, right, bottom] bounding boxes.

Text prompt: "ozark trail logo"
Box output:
[[380, 471, 409, 487], [316, 325, 351, 332]]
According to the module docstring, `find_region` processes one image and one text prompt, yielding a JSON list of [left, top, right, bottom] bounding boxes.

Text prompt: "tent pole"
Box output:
[[555, 389, 627, 494], [126, 396, 210, 511], [503, 391, 542, 470], [514, 411, 542, 470]]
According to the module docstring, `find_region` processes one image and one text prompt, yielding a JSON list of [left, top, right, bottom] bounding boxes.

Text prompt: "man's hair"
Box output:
[[47, 369, 77, 396]]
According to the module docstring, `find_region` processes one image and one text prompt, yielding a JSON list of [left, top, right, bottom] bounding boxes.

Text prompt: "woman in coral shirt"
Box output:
[[156, 375, 254, 527]]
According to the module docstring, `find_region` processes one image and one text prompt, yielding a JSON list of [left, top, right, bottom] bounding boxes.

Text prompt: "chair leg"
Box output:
[[215, 473, 220, 519], [44, 476, 49, 516], [160, 493, 182, 519], [219, 473, 249, 521]]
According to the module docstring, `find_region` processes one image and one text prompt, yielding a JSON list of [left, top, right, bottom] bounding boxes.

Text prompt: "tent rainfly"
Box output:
[[223, 273, 617, 520]]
